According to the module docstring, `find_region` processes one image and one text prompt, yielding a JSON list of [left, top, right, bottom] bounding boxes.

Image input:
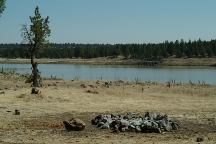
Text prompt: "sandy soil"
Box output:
[[0, 57, 216, 66], [0, 73, 216, 144]]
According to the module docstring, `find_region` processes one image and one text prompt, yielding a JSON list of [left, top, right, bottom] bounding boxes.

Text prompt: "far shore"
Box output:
[[0, 57, 215, 66]]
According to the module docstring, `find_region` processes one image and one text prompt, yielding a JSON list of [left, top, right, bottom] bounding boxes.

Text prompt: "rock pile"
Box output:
[[91, 112, 179, 133]]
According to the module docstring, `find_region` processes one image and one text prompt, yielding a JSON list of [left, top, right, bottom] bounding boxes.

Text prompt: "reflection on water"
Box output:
[[0, 64, 216, 84]]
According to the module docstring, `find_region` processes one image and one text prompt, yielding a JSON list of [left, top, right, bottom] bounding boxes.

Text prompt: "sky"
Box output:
[[0, 0, 216, 44]]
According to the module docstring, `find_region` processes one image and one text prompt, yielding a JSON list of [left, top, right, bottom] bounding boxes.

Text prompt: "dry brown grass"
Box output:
[[0, 73, 215, 143], [0, 57, 216, 66], [163, 58, 216, 66]]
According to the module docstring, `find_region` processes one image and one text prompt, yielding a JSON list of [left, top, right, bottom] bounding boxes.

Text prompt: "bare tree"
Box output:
[[22, 6, 51, 88]]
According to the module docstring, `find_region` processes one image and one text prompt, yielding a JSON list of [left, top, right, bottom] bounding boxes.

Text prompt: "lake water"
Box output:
[[0, 64, 216, 84]]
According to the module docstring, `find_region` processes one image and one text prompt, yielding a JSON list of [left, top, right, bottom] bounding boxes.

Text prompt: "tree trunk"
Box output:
[[31, 52, 42, 87]]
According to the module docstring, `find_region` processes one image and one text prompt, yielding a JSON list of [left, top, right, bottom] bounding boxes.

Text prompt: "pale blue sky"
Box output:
[[0, 0, 216, 44]]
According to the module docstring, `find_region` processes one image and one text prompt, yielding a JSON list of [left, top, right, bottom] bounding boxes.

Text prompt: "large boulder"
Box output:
[[63, 118, 86, 131]]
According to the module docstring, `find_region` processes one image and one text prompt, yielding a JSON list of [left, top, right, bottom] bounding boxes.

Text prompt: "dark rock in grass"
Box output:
[[123, 112, 136, 120], [31, 87, 40, 94], [196, 137, 204, 142], [80, 84, 86, 88], [14, 109, 20, 115], [141, 121, 161, 133], [63, 118, 85, 131], [170, 121, 179, 130], [91, 112, 179, 133], [86, 89, 99, 94], [0, 91, 5, 94], [91, 114, 102, 125]]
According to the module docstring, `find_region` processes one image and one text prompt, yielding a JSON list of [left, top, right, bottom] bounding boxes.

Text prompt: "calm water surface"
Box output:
[[0, 64, 216, 84]]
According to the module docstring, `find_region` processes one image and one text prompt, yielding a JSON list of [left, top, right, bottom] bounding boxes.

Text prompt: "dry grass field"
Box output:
[[0, 73, 216, 143]]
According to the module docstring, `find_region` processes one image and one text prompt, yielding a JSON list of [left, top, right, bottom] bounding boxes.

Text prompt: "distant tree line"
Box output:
[[0, 39, 216, 59]]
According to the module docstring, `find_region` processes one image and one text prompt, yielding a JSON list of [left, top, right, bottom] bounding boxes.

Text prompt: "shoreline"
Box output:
[[0, 57, 215, 66], [1, 71, 215, 86]]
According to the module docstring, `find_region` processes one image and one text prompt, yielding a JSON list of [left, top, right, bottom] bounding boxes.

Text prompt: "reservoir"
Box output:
[[0, 64, 216, 85]]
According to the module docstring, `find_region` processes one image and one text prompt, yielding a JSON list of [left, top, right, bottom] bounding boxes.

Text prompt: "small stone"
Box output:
[[196, 137, 204, 142], [135, 126, 141, 132], [91, 115, 102, 125], [100, 123, 110, 129], [31, 88, 40, 94], [124, 112, 136, 120], [97, 122, 106, 128], [130, 118, 143, 126], [88, 85, 95, 88], [14, 109, 20, 115], [80, 84, 86, 88], [0, 91, 5, 94], [170, 121, 179, 130], [157, 119, 172, 131]]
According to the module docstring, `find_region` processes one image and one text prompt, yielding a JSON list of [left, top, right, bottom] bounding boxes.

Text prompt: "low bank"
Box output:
[[0, 58, 215, 66]]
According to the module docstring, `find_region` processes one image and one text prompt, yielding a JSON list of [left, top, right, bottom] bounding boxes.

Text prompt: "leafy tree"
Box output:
[[21, 6, 51, 87], [0, 0, 6, 17]]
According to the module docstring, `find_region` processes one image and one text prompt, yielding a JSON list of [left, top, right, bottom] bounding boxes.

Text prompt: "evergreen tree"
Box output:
[[21, 6, 51, 88], [0, 0, 6, 16]]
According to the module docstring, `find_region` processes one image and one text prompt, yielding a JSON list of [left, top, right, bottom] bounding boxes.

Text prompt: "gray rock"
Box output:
[[120, 119, 130, 127], [100, 122, 110, 129], [123, 112, 136, 119], [144, 112, 158, 120], [170, 121, 179, 130], [157, 119, 171, 131], [130, 118, 143, 126], [135, 126, 141, 132]]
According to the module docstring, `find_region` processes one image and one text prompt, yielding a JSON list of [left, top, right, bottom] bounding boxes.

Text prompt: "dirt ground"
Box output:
[[0, 73, 216, 144]]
